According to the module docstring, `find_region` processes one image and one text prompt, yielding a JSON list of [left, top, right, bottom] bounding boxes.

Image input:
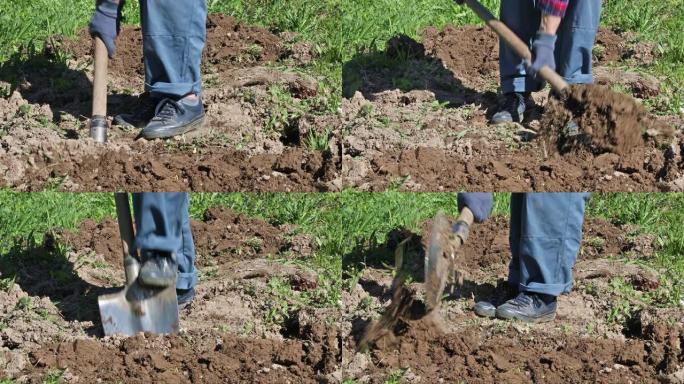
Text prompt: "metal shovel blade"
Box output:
[[98, 281, 179, 336], [424, 211, 451, 312]]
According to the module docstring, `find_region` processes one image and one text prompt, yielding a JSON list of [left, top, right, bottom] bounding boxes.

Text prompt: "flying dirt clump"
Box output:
[[542, 84, 673, 154]]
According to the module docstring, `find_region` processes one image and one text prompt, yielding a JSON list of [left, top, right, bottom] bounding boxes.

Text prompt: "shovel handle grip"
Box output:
[[461, 0, 569, 94], [114, 193, 138, 285]]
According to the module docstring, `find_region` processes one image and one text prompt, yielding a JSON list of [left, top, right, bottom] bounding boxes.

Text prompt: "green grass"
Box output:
[[1, 0, 681, 114]]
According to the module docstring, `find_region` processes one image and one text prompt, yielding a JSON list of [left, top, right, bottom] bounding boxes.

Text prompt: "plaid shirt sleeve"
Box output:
[[537, 0, 569, 17]]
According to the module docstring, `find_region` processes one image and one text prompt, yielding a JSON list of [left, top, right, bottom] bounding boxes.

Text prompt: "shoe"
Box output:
[[140, 95, 205, 139], [496, 291, 557, 323], [473, 281, 518, 318], [491, 92, 529, 124], [177, 287, 195, 310], [113, 93, 159, 129], [137, 251, 177, 288]]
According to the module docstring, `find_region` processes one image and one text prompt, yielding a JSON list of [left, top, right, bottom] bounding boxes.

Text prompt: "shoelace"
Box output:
[[509, 292, 535, 308], [152, 98, 185, 122]]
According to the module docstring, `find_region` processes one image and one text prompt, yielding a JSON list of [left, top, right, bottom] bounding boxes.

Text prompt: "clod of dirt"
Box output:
[[542, 84, 672, 154], [421, 25, 500, 91], [192, 207, 290, 266]]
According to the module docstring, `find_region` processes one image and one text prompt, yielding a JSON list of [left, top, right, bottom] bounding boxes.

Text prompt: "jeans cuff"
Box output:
[[518, 281, 572, 297], [146, 81, 202, 99], [176, 270, 197, 290]]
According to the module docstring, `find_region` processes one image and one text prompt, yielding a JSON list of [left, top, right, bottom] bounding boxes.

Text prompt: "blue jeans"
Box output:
[[499, 0, 602, 93], [132, 192, 197, 290], [508, 193, 589, 296], [140, 0, 208, 98]]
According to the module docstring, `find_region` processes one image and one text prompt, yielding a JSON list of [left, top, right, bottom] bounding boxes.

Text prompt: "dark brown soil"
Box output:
[[344, 214, 682, 383], [13, 144, 339, 192], [61, 206, 297, 268], [0, 15, 341, 192], [59, 14, 291, 92], [2, 208, 339, 382], [26, 326, 338, 384], [421, 25, 500, 91], [350, 136, 684, 191], [359, 307, 683, 383]]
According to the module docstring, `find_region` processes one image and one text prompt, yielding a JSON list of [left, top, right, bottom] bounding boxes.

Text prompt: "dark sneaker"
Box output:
[[177, 287, 195, 310], [474, 281, 518, 318], [113, 93, 159, 129], [491, 92, 529, 124], [137, 251, 177, 288], [496, 292, 557, 323], [140, 96, 205, 139]]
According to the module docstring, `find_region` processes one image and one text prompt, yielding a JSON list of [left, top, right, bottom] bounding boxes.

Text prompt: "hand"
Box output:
[[527, 31, 557, 78], [457, 192, 493, 223], [89, 0, 124, 58]]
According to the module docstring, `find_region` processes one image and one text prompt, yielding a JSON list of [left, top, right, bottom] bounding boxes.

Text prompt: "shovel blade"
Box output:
[[424, 211, 450, 312], [98, 282, 179, 337]]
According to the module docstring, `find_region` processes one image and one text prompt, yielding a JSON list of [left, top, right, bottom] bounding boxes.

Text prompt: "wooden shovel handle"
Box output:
[[462, 0, 569, 93], [92, 36, 109, 118]]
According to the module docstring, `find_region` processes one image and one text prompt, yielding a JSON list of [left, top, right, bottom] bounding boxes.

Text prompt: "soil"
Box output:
[[0, 15, 341, 192], [1, 208, 340, 382], [342, 214, 682, 383], [341, 25, 684, 191]]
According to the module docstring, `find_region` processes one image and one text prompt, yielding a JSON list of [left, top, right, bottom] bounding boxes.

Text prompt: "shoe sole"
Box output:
[[140, 115, 205, 140], [495, 310, 556, 323]]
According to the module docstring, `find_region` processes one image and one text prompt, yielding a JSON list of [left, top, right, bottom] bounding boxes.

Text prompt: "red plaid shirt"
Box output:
[[537, 0, 569, 17]]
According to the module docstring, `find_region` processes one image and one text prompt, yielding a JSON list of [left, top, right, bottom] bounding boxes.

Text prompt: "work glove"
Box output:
[[89, 0, 124, 58], [526, 31, 557, 78], [457, 192, 493, 223]]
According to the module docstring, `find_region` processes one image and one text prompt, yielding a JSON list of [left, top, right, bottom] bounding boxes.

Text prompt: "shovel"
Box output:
[[90, 36, 109, 143], [97, 193, 180, 336], [424, 207, 473, 312], [457, 0, 569, 94]]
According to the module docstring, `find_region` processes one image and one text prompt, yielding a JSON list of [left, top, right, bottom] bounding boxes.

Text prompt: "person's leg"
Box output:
[[140, 0, 208, 98], [496, 192, 588, 322], [499, 0, 543, 94], [554, 0, 603, 85], [507, 193, 523, 286], [135, 1, 208, 138], [514, 192, 588, 295], [132, 192, 197, 292], [176, 194, 198, 292]]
